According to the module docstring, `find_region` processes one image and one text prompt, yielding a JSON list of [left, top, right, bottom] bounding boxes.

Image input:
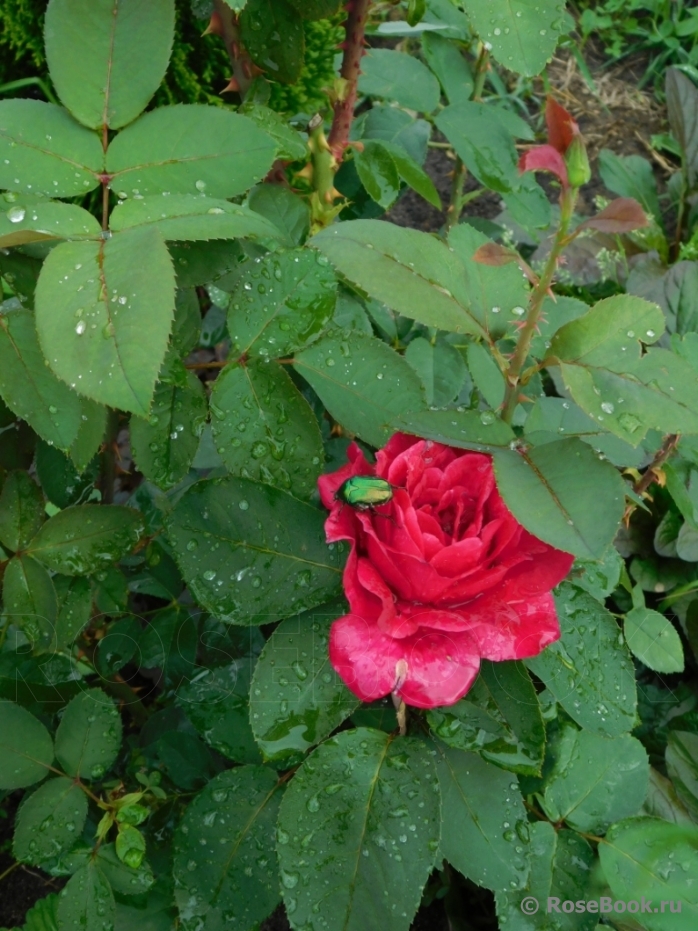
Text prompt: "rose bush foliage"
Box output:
[[0, 2, 697, 931], [321, 435, 573, 707]]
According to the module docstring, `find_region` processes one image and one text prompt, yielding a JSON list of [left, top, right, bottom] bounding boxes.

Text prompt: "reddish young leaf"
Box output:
[[576, 198, 649, 234], [472, 243, 518, 266], [518, 145, 569, 187], [545, 96, 578, 154]]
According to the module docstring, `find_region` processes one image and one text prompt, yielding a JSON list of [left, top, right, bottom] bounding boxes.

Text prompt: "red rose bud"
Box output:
[[564, 134, 591, 189], [319, 435, 574, 709], [545, 96, 578, 154]]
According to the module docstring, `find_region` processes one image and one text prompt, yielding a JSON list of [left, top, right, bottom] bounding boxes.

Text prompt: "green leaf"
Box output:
[[540, 727, 648, 832], [248, 183, 310, 247], [240, 0, 304, 83], [624, 607, 684, 673], [354, 141, 401, 209], [95, 843, 153, 897], [177, 661, 261, 764], [393, 408, 515, 451], [115, 824, 145, 869], [427, 661, 545, 776], [0, 305, 85, 451], [492, 438, 626, 559], [462, 0, 566, 76], [467, 340, 505, 409], [548, 295, 698, 444], [249, 602, 359, 763], [629, 260, 698, 336], [404, 337, 467, 406], [666, 67, 698, 187], [174, 765, 283, 931], [422, 31, 474, 103], [276, 729, 440, 931], [35, 227, 176, 415], [109, 195, 281, 243], [294, 332, 426, 448], [210, 361, 323, 499], [286, 0, 342, 18], [358, 49, 440, 113], [227, 248, 336, 359], [54, 688, 122, 780], [0, 702, 53, 790], [96, 617, 140, 676], [527, 583, 637, 737], [312, 220, 488, 337], [598, 150, 662, 222], [382, 142, 441, 208], [36, 441, 97, 510], [138, 605, 197, 685], [130, 369, 207, 490], [0, 100, 102, 197], [523, 396, 645, 469], [106, 105, 276, 199], [677, 520, 698, 560], [599, 818, 698, 931], [69, 399, 107, 474], [56, 863, 115, 931], [432, 740, 529, 892], [435, 102, 518, 193], [496, 823, 596, 931], [0, 470, 45, 552], [240, 105, 308, 162], [27, 504, 144, 575], [568, 546, 624, 602], [19, 894, 60, 931], [0, 200, 100, 249], [170, 240, 242, 289], [93, 566, 128, 617], [14, 776, 87, 866], [2, 555, 57, 651], [666, 730, 698, 819], [45, 0, 175, 130], [166, 476, 343, 624], [357, 104, 430, 165], [52, 576, 92, 651]]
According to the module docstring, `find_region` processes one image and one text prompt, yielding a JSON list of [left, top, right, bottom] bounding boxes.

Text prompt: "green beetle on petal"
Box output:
[[335, 476, 394, 511]]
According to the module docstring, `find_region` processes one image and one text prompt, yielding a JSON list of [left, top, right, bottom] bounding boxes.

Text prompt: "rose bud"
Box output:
[[565, 134, 591, 189]]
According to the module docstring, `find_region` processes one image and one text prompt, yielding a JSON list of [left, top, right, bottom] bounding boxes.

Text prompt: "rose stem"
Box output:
[[500, 184, 578, 424]]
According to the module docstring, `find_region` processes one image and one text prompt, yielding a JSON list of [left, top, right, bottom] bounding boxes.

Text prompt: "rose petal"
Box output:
[[397, 629, 481, 708], [456, 591, 561, 661], [329, 613, 403, 702]]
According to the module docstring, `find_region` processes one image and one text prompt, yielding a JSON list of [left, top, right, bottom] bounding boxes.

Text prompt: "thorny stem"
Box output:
[[211, 0, 256, 99], [501, 186, 578, 423], [327, 0, 372, 162], [633, 433, 680, 497]]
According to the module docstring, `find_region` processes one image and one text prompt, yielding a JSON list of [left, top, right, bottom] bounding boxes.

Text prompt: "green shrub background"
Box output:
[[0, 0, 339, 113]]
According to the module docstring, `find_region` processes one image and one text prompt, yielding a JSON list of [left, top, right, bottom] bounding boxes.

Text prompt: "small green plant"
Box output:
[[575, 0, 698, 89]]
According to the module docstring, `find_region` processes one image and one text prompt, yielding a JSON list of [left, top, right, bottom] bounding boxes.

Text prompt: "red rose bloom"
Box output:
[[319, 434, 574, 709]]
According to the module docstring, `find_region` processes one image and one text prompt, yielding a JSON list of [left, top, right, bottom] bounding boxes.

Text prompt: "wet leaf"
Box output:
[[14, 777, 87, 866], [0, 702, 54, 790], [210, 360, 323, 500], [249, 602, 358, 763], [276, 729, 440, 931], [173, 765, 283, 931], [54, 688, 123, 780], [166, 476, 343, 625]]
